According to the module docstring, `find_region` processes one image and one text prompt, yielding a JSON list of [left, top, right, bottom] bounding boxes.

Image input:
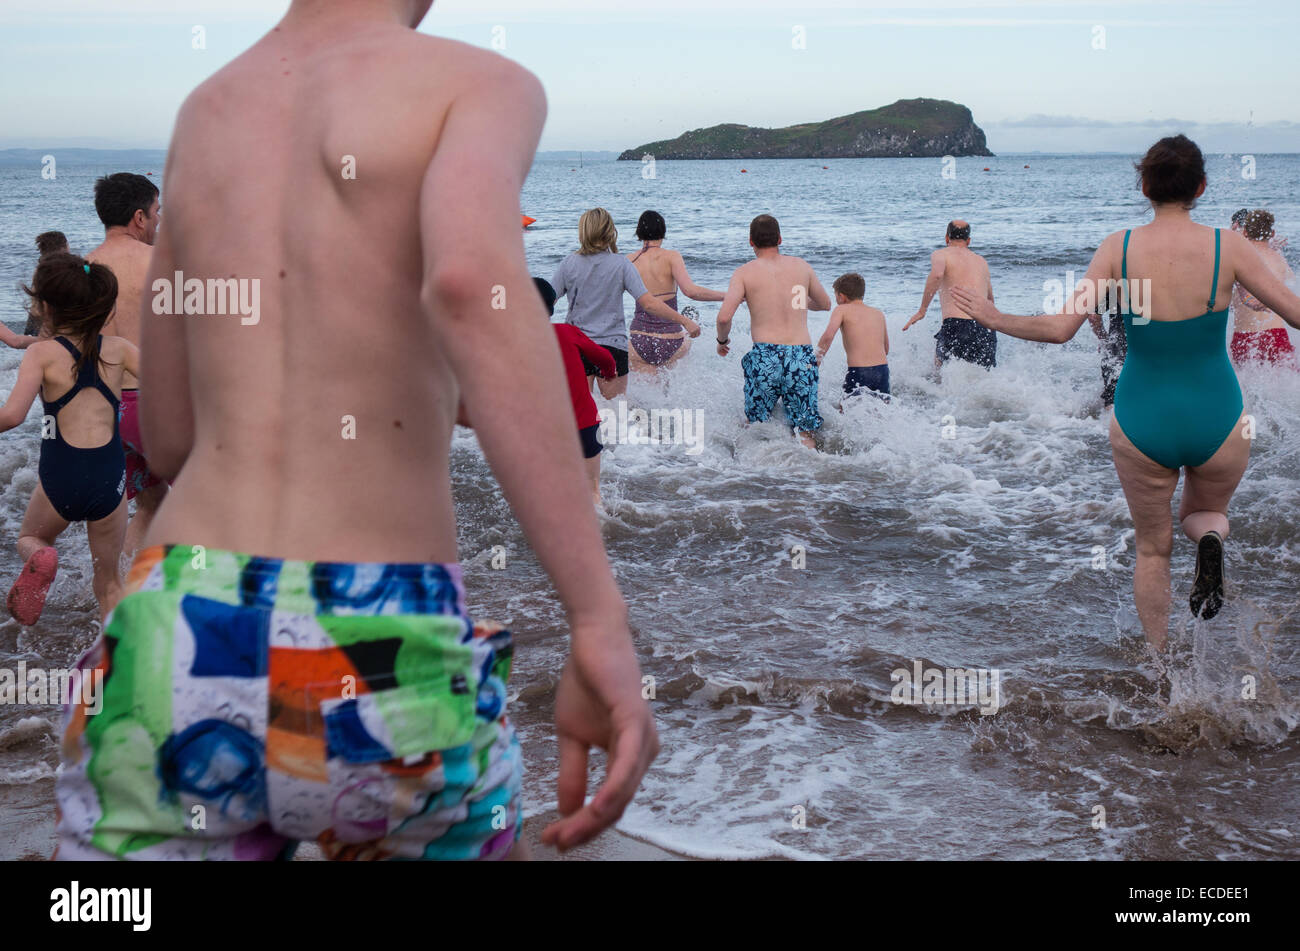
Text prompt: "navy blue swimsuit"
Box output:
[[39, 336, 125, 522]]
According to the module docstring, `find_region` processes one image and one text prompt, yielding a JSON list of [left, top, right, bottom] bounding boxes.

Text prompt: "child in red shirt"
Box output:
[[535, 278, 616, 505]]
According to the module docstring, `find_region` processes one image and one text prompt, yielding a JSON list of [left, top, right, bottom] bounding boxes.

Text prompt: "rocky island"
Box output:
[[618, 98, 993, 160]]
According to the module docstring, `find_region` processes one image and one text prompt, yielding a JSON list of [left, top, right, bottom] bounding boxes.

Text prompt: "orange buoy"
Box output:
[[741, 169, 747, 173], [521, 215, 536, 228], [822, 165, 828, 169], [983, 167, 990, 171], [1023, 164, 1029, 168]]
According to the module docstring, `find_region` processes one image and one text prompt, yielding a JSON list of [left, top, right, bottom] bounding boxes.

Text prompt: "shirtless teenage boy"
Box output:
[[1230, 210, 1297, 367], [816, 272, 890, 402], [716, 214, 831, 449], [56, 0, 656, 862], [87, 173, 166, 555], [902, 220, 997, 371]]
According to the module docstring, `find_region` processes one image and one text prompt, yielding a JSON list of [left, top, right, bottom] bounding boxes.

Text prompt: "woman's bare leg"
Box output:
[[596, 374, 628, 400], [1179, 410, 1251, 542], [1109, 417, 1180, 651], [1179, 411, 1250, 619]]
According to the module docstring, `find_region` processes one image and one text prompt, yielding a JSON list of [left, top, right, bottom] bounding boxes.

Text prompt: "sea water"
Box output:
[[1, 152, 1297, 859]]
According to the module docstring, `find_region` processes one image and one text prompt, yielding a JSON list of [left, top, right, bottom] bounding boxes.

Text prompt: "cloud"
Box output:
[[993, 115, 1300, 130]]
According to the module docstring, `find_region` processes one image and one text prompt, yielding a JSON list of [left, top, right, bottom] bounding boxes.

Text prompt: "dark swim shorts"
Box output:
[[935, 318, 997, 368], [581, 344, 629, 378]]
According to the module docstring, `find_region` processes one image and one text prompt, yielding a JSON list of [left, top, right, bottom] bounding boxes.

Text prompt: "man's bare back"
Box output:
[[903, 221, 993, 331], [933, 244, 991, 319], [88, 234, 152, 388], [722, 253, 830, 346]]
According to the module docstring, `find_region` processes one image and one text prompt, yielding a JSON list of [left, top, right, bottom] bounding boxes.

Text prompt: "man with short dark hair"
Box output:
[[716, 214, 831, 448], [87, 172, 165, 556], [902, 219, 997, 372]]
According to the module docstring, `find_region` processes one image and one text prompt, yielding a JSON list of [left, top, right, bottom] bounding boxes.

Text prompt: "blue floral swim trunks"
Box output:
[[741, 342, 823, 433]]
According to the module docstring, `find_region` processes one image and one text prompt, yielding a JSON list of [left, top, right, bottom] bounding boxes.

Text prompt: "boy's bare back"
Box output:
[[836, 301, 888, 366], [142, 22, 543, 562]]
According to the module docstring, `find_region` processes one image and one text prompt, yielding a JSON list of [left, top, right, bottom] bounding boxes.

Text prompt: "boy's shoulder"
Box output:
[[840, 300, 883, 319]]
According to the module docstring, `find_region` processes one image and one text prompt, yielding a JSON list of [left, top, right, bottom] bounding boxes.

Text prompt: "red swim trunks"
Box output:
[[1230, 328, 1297, 368], [117, 389, 165, 500]]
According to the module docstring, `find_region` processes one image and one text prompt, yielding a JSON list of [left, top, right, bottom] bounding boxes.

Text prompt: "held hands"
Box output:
[[679, 304, 702, 338], [542, 617, 660, 852], [950, 286, 999, 326]]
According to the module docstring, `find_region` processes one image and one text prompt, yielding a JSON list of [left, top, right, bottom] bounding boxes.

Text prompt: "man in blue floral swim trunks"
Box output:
[[716, 214, 832, 448], [56, 0, 658, 862]]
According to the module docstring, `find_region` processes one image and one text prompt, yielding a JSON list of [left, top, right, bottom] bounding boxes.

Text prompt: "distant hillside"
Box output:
[[618, 99, 993, 160]]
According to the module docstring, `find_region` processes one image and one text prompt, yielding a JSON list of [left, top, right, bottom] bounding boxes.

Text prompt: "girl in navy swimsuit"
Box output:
[[0, 254, 139, 626]]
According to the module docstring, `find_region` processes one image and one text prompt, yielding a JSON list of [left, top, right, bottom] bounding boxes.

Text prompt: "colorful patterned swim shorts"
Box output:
[[56, 545, 521, 861], [741, 342, 823, 433]]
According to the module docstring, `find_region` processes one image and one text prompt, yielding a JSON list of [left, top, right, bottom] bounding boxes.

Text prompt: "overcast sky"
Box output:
[[2, 0, 1297, 153]]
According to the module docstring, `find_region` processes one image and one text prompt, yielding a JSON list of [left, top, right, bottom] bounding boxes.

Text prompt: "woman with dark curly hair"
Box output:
[[954, 135, 1300, 652]]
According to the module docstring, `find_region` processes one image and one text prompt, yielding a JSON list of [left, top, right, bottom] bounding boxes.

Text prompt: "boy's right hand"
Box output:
[[542, 617, 659, 852]]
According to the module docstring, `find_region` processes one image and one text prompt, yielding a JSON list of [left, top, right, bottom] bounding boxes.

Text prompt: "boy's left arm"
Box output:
[[0, 346, 46, 432]]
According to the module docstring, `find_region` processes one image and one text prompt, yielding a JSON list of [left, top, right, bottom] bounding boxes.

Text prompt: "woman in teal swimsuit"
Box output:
[[954, 136, 1300, 652]]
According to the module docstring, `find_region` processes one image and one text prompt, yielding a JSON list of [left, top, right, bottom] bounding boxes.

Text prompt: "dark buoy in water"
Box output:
[[1024, 164, 1029, 168]]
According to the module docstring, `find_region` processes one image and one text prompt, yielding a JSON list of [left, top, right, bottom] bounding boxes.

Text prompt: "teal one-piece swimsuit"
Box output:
[[1112, 228, 1243, 470]]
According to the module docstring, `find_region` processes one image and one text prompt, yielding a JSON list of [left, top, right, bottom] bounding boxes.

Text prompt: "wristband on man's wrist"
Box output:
[[717, 336, 730, 345]]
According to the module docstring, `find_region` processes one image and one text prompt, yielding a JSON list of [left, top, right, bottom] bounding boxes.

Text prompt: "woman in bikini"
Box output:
[[552, 208, 699, 399], [953, 136, 1300, 652], [625, 211, 724, 374], [0, 253, 138, 626]]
